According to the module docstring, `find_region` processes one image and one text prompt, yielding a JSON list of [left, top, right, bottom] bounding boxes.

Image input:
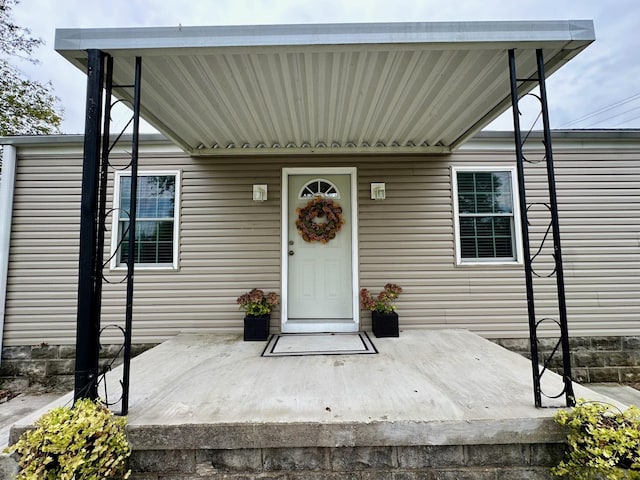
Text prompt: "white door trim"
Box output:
[[281, 167, 359, 333]]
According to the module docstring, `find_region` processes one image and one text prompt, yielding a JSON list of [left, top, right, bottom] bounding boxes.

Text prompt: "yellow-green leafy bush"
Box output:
[[552, 399, 640, 479], [6, 398, 131, 479]]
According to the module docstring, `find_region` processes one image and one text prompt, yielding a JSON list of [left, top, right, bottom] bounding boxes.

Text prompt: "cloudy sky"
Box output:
[[9, 0, 640, 134]]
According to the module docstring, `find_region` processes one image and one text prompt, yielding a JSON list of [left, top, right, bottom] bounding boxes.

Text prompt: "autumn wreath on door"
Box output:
[[296, 197, 344, 243]]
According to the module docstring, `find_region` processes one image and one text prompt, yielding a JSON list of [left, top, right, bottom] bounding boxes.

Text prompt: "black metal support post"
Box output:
[[536, 49, 575, 405], [508, 48, 574, 407], [74, 49, 105, 401], [92, 55, 113, 372], [73, 50, 143, 413], [508, 49, 542, 407], [121, 56, 142, 415]]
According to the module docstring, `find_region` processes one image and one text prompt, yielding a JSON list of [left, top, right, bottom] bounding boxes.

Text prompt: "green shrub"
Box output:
[[5, 398, 131, 479], [552, 399, 640, 479]]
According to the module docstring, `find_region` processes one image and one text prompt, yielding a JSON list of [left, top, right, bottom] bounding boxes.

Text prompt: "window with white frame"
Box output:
[[111, 171, 180, 269], [452, 166, 522, 265]]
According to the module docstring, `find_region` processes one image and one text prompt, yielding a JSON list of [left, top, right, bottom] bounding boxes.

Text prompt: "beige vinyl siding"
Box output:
[[3, 139, 639, 346], [553, 151, 640, 336], [5, 154, 82, 345], [100, 155, 283, 343], [359, 155, 529, 337]]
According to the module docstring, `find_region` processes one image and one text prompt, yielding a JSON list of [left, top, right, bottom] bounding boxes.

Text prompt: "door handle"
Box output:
[[289, 250, 294, 256]]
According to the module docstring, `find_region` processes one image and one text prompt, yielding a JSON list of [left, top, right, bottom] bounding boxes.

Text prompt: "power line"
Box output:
[[611, 110, 640, 128], [559, 91, 640, 128], [589, 104, 640, 127]]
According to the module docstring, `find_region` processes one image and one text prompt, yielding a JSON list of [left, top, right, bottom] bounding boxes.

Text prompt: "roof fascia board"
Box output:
[[3, 129, 639, 153], [0, 134, 180, 156], [4, 130, 638, 145], [0, 133, 170, 147], [463, 131, 640, 152], [55, 20, 595, 56]]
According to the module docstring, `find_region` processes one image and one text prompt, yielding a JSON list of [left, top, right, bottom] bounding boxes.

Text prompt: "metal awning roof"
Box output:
[[55, 21, 594, 155]]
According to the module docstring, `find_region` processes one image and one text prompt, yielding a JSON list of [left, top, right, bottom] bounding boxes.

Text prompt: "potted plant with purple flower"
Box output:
[[360, 283, 403, 337], [237, 288, 279, 341]]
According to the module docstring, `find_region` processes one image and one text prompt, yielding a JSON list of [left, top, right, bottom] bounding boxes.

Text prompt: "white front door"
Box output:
[[282, 168, 359, 333]]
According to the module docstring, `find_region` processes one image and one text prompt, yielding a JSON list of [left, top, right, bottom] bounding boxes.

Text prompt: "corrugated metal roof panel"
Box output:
[[55, 21, 595, 155]]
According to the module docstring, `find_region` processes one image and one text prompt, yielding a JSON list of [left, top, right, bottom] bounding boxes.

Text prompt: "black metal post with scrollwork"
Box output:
[[74, 51, 142, 415], [508, 48, 575, 408]]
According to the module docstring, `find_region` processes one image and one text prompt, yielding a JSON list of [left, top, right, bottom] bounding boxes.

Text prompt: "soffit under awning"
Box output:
[[55, 20, 595, 156]]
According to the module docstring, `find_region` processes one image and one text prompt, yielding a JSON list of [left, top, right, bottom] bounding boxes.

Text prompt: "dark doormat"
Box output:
[[262, 332, 377, 357]]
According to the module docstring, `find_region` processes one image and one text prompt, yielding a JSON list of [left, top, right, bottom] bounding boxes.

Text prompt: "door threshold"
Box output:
[[282, 319, 358, 333]]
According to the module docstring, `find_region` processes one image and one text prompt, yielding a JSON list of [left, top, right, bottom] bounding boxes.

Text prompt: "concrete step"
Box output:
[[127, 442, 564, 479]]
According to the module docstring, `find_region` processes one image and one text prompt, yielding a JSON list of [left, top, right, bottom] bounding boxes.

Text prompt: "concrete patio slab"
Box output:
[[0, 393, 61, 448], [9, 329, 624, 450], [588, 383, 640, 406]]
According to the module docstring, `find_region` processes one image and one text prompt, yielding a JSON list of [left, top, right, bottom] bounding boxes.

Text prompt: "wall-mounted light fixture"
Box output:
[[253, 184, 268, 202], [370, 182, 386, 200]]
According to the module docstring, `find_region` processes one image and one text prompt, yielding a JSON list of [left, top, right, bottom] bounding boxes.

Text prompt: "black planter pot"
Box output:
[[243, 314, 270, 341], [372, 311, 399, 338]]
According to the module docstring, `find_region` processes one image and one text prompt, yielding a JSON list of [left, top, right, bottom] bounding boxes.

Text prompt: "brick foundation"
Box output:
[[492, 336, 640, 384], [0, 343, 156, 392]]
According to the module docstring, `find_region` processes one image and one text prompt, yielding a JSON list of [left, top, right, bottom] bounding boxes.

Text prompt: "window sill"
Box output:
[[456, 259, 523, 267], [110, 265, 179, 272]]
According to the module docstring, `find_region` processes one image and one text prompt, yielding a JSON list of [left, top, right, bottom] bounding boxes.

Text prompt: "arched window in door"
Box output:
[[298, 178, 340, 199]]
